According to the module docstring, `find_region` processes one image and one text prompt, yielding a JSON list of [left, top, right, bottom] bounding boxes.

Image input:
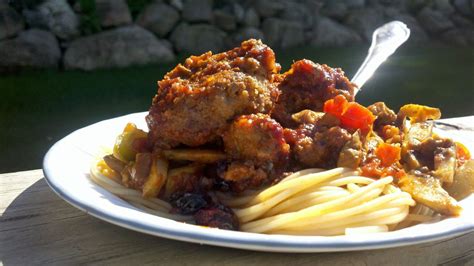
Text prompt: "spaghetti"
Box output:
[[91, 161, 193, 222], [91, 162, 425, 236]]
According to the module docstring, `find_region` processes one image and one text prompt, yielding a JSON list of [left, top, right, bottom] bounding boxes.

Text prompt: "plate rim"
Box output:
[[42, 112, 474, 253]]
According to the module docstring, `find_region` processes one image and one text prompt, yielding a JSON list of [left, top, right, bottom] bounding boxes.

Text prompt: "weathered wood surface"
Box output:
[[1, 116, 474, 265]]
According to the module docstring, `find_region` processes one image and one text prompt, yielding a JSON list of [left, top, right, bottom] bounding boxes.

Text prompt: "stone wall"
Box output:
[[1, 0, 473, 72]]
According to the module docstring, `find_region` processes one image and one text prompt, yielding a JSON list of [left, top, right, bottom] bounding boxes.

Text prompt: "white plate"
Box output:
[[43, 112, 474, 252]]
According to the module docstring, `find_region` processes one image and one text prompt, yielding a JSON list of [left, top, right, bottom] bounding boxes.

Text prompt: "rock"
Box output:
[[405, 0, 430, 13], [232, 2, 245, 23], [213, 9, 236, 31], [137, 2, 179, 37], [262, 18, 304, 48], [432, 0, 455, 15], [450, 14, 474, 28], [322, 1, 348, 21], [369, 0, 405, 9], [228, 27, 264, 47], [161, 39, 173, 50], [170, 23, 226, 54], [344, 7, 385, 40], [72, 1, 81, 12], [59, 39, 70, 50], [95, 0, 132, 28], [243, 8, 259, 27], [310, 17, 362, 46], [0, 6, 24, 40], [452, 0, 472, 17], [255, 0, 284, 18], [383, 7, 402, 17], [441, 28, 474, 46], [417, 7, 455, 34], [64, 26, 175, 70], [305, 0, 324, 12], [182, 0, 213, 22], [23, 0, 79, 40], [240, 27, 264, 41], [280, 2, 313, 29], [0, 29, 60, 72], [390, 14, 429, 43], [170, 0, 183, 11], [343, 0, 366, 8]]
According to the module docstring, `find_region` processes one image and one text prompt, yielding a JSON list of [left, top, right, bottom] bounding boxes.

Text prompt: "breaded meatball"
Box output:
[[222, 113, 290, 165], [272, 59, 356, 127], [220, 160, 269, 192], [146, 39, 281, 148], [293, 126, 352, 168], [220, 113, 290, 192]]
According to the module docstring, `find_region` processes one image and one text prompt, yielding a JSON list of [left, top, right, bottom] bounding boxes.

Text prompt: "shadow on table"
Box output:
[[1, 178, 473, 265]]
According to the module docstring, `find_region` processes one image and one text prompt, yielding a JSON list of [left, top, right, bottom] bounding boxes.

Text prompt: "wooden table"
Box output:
[[2, 117, 474, 265]]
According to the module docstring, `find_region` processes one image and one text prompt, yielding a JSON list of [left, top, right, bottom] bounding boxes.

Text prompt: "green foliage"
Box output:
[[127, 0, 152, 19], [78, 0, 102, 35]]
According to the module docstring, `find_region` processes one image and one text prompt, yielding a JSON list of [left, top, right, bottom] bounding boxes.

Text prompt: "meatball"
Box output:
[[222, 113, 290, 165], [219, 114, 290, 192], [272, 59, 356, 127], [219, 160, 269, 192], [294, 126, 352, 168], [146, 39, 280, 149]]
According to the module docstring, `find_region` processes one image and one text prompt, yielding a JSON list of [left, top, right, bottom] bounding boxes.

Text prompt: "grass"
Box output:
[[0, 45, 473, 173]]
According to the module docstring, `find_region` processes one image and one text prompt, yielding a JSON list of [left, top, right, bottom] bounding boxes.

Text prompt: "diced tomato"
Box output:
[[340, 104, 376, 133], [324, 95, 348, 117], [375, 143, 401, 167], [360, 161, 381, 178], [455, 142, 471, 167], [361, 142, 405, 179], [323, 95, 376, 133], [360, 159, 406, 179]]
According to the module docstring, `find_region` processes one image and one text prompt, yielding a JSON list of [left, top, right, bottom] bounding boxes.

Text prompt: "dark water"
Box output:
[[0, 44, 473, 173]]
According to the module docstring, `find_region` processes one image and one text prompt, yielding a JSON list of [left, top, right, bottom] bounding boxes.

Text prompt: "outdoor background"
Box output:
[[1, 0, 473, 173]]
